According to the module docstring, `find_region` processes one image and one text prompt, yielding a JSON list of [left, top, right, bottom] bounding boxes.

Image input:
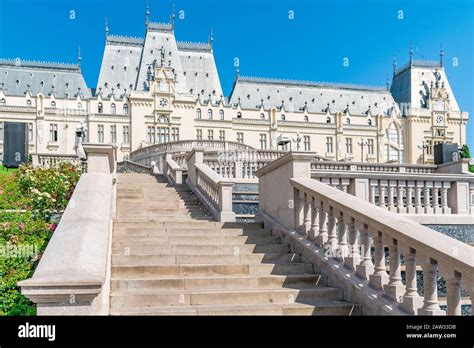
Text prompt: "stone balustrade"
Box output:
[[186, 148, 235, 222], [165, 154, 183, 184], [256, 152, 473, 315], [31, 153, 81, 168], [117, 160, 151, 174]]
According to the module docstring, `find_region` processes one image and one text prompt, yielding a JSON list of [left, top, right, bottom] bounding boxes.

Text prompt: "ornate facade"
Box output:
[[0, 10, 468, 164]]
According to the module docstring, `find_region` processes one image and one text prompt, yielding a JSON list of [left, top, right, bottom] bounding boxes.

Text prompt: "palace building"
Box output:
[[0, 6, 468, 163]]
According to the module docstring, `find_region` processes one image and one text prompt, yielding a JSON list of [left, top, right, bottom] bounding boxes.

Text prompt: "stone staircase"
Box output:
[[109, 173, 360, 315]]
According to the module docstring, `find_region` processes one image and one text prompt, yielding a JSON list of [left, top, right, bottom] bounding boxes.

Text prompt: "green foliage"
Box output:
[[0, 162, 79, 316], [459, 144, 471, 159]]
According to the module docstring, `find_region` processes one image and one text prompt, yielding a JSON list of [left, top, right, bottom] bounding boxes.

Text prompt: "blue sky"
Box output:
[[1, 0, 473, 148]]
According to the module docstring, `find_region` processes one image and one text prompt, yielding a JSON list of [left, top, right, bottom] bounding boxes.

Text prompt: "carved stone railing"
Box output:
[[311, 161, 438, 174], [117, 160, 151, 174], [311, 167, 474, 216], [165, 153, 183, 184], [256, 152, 474, 315], [31, 153, 81, 168], [186, 148, 235, 222]]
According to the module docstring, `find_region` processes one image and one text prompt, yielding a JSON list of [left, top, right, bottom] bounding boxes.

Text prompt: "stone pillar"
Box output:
[[424, 181, 434, 214], [325, 205, 338, 254], [400, 248, 423, 314], [337, 211, 348, 262], [186, 148, 204, 188], [344, 218, 360, 270], [316, 201, 328, 247], [303, 192, 312, 236], [441, 183, 451, 214], [369, 230, 388, 290], [397, 180, 406, 213], [356, 224, 374, 280], [218, 181, 235, 222], [418, 258, 446, 315], [234, 161, 243, 179], [406, 181, 415, 214], [83, 143, 117, 175], [383, 238, 405, 302], [445, 271, 462, 316], [448, 181, 471, 215], [307, 196, 319, 241], [294, 188, 304, 234], [415, 181, 423, 214]]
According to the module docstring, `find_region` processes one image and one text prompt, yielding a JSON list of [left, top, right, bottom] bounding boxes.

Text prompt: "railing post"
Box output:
[[308, 196, 319, 241], [303, 192, 312, 236], [415, 181, 423, 214], [218, 181, 236, 222], [400, 247, 423, 314], [406, 181, 415, 214], [186, 148, 204, 188], [356, 223, 374, 280], [448, 181, 471, 215], [325, 205, 338, 253], [445, 271, 462, 316], [316, 201, 328, 247], [337, 211, 348, 261], [383, 238, 405, 302], [235, 161, 243, 179], [369, 230, 389, 290], [294, 188, 304, 233], [396, 180, 406, 213], [344, 218, 360, 270], [418, 258, 445, 315]]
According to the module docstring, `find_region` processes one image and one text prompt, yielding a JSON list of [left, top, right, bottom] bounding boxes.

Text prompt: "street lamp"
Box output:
[[292, 133, 302, 151], [357, 139, 368, 163], [417, 140, 428, 164], [75, 121, 87, 173]]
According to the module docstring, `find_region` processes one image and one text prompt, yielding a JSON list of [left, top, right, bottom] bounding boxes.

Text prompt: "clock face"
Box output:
[[435, 115, 444, 124], [159, 98, 168, 108]]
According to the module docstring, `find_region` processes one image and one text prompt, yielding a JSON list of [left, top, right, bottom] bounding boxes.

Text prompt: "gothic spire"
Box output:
[[145, 0, 150, 25], [440, 43, 444, 67], [170, 2, 176, 29], [409, 42, 413, 65], [105, 17, 109, 40], [392, 53, 397, 76], [386, 73, 390, 91], [77, 46, 82, 70], [208, 28, 214, 49]]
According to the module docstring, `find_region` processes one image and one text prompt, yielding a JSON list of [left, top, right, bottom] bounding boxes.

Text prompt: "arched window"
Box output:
[[123, 104, 129, 115], [326, 116, 331, 123], [111, 103, 116, 114], [51, 101, 56, 108], [304, 115, 309, 123], [0, 98, 5, 105], [237, 112, 242, 118], [345, 118, 350, 125], [98, 102, 103, 113], [196, 108, 201, 119], [208, 109, 213, 119], [367, 119, 372, 125], [281, 114, 285, 121], [260, 113, 265, 119], [384, 123, 405, 163], [158, 115, 168, 123], [26, 100, 32, 106], [219, 110, 224, 120]]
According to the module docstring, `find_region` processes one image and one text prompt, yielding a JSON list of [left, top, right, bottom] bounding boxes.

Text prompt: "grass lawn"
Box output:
[[0, 165, 17, 179]]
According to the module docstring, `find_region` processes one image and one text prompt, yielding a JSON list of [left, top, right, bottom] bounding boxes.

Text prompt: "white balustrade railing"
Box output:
[[31, 153, 81, 168], [165, 155, 183, 184], [311, 161, 437, 174], [117, 160, 151, 174]]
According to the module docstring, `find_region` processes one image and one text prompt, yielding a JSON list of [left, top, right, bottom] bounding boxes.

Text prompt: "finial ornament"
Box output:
[[160, 46, 166, 67], [409, 42, 413, 64], [105, 17, 109, 39], [145, 0, 150, 25], [235, 65, 240, 79], [78, 46, 82, 70], [209, 28, 214, 48], [392, 53, 397, 76], [386, 73, 390, 91], [440, 43, 444, 67], [171, 2, 176, 28]]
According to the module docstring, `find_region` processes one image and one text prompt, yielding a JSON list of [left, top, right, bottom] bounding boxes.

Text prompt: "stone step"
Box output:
[[109, 301, 359, 316], [109, 287, 342, 308], [113, 227, 272, 237], [113, 234, 279, 244], [112, 263, 314, 277], [111, 252, 298, 266], [110, 274, 326, 292], [113, 221, 263, 229]]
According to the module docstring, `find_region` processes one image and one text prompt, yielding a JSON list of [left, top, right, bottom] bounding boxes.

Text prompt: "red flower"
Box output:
[[2, 222, 10, 230], [50, 223, 57, 233], [18, 223, 26, 231]]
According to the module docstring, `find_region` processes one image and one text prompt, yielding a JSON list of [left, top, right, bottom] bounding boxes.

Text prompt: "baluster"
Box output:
[[369, 181, 376, 205], [356, 223, 374, 280], [406, 181, 415, 213], [316, 201, 328, 247], [378, 181, 386, 208], [415, 181, 423, 214], [325, 206, 338, 254], [337, 211, 348, 261], [441, 182, 450, 214], [401, 247, 423, 314], [294, 188, 304, 234], [308, 196, 319, 241], [387, 181, 395, 211], [344, 218, 360, 270], [369, 230, 389, 290], [303, 193, 311, 236], [433, 182, 441, 214], [423, 181, 433, 214], [383, 238, 405, 302], [418, 258, 445, 315], [445, 271, 462, 316], [397, 180, 405, 213]]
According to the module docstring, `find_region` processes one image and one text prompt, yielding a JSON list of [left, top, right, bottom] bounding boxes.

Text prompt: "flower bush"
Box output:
[[0, 162, 80, 315]]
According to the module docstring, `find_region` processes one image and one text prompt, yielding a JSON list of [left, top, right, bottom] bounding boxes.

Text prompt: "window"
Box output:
[[26, 100, 32, 106], [346, 138, 353, 154], [208, 109, 213, 119], [0, 98, 6, 105], [123, 126, 130, 144], [28, 123, 33, 142], [367, 118, 372, 126], [219, 130, 225, 141], [237, 132, 244, 143], [123, 104, 129, 115], [304, 115, 309, 123], [196, 109, 201, 119], [389, 124, 398, 144], [97, 125, 104, 143], [111, 103, 116, 115], [49, 124, 58, 142], [157, 127, 169, 143], [98, 102, 103, 113], [207, 129, 214, 140], [0, 122, 3, 141], [171, 127, 180, 142], [78, 102, 82, 110], [385, 122, 405, 163], [304, 136, 311, 151], [260, 113, 265, 119], [219, 110, 224, 120], [345, 118, 350, 125], [326, 137, 333, 153], [147, 126, 156, 143], [426, 140, 433, 155], [260, 133, 267, 150], [367, 139, 374, 155], [281, 114, 285, 121], [51, 101, 56, 108], [196, 129, 202, 140], [158, 115, 167, 123], [237, 112, 242, 119], [110, 125, 117, 143], [326, 116, 331, 123]]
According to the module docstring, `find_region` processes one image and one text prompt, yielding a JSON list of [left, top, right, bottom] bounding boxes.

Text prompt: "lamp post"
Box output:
[[358, 139, 368, 163], [292, 133, 302, 151], [75, 121, 88, 173], [417, 140, 428, 164]]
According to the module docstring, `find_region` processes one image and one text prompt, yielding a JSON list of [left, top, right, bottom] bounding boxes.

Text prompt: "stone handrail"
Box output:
[[186, 148, 235, 222], [311, 161, 438, 174], [290, 177, 473, 315], [18, 145, 117, 315], [256, 152, 473, 315], [117, 160, 151, 174], [165, 154, 183, 184], [31, 153, 81, 168]]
